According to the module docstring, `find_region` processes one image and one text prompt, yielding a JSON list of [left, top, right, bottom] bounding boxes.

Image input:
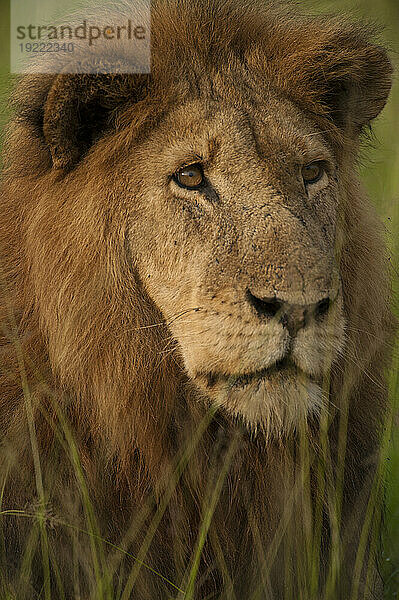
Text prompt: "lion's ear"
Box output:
[[312, 41, 393, 134], [43, 74, 147, 170]]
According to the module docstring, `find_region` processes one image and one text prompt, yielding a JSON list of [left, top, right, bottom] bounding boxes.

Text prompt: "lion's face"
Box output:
[[125, 87, 345, 433]]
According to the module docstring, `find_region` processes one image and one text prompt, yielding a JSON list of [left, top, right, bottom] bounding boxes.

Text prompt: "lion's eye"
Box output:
[[174, 164, 204, 189], [302, 162, 324, 185]]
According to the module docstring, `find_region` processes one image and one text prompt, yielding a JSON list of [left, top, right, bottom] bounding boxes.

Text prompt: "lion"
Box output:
[[0, 0, 396, 598]]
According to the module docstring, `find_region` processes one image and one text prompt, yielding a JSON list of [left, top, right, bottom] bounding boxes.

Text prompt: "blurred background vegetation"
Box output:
[[0, 0, 397, 596]]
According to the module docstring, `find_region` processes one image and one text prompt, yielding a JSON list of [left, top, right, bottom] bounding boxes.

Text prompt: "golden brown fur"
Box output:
[[0, 0, 396, 598]]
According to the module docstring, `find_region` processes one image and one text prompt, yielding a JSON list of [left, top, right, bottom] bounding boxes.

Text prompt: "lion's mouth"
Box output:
[[203, 356, 307, 390], [229, 357, 297, 387]]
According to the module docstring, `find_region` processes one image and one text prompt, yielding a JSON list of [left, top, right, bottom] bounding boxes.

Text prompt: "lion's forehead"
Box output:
[[147, 92, 333, 159]]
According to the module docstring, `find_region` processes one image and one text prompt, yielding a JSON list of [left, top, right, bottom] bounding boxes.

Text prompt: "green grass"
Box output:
[[0, 0, 398, 597]]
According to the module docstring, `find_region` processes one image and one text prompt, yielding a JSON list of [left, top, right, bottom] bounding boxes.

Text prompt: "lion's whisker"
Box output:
[[121, 307, 203, 334]]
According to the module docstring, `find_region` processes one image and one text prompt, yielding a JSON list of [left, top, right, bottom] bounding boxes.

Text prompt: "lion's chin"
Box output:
[[195, 361, 325, 436]]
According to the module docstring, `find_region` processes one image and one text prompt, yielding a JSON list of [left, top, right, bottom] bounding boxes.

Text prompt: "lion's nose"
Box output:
[[246, 290, 331, 336]]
